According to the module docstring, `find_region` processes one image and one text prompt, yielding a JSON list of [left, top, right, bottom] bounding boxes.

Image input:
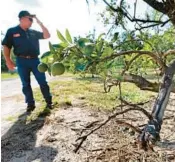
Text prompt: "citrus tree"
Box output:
[[38, 0, 175, 151], [40, 27, 174, 92]]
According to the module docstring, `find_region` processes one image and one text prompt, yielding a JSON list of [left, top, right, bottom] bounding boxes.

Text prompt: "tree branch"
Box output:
[[100, 50, 166, 69], [103, 0, 118, 12], [123, 73, 160, 92], [135, 22, 166, 31], [102, 0, 171, 29], [106, 73, 175, 93], [74, 101, 152, 153], [163, 49, 175, 57], [142, 0, 168, 14]]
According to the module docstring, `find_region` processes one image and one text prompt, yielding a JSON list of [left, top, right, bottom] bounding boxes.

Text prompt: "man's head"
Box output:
[[18, 11, 35, 29]]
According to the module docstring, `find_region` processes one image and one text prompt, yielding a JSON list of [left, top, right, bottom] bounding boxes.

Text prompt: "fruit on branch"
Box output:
[[51, 62, 65, 76], [37, 63, 48, 73]]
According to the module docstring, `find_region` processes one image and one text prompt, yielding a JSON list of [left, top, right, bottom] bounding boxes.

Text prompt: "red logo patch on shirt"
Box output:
[[13, 33, 20, 37]]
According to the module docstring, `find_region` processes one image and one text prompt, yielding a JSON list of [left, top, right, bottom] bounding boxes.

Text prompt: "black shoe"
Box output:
[[46, 103, 53, 109], [27, 105, 36, 112]]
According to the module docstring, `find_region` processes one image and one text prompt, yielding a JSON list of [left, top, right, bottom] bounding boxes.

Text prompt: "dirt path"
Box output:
[[1, 76, 175, 162], [1, 74, 72, 136]]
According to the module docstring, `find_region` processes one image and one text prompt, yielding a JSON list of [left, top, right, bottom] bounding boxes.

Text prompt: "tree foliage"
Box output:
[[40, 26, 175, 93]]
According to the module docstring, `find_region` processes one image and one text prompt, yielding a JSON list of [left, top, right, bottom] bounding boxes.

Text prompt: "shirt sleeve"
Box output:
[[2, 29, 13, 49], [34, 30, 44, 39]]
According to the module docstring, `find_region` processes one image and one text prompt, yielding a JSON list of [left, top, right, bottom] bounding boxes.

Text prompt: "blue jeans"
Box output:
[[16, 57, 52, 105]]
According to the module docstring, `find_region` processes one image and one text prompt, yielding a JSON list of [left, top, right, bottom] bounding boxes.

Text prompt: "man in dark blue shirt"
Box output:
[[2, 10, 52, 112]]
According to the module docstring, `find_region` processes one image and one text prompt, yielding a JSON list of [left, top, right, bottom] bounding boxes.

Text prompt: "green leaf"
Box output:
[[75, 61, 90, 72], [40, 51, 52, 59], [112, 32, 119, 42], [57, 30, 68, 43], [52, 44, 63, 49], [116, 75, 123, 81], [83, 43, 95, 56], [53, 54, 59, 62], [59, 42, 69, 48], [65, 29, 73, 43], [97, 33, 105, 41], [47, 66, 52, 76], [91, 53, 98, 58], [49, 42, 56, 54], [101, 46, 113, 58], [107, 60, 114, 69], [77, 38, 90, 48], [75, 63, 86, 71], [96, 40, 104, 55]]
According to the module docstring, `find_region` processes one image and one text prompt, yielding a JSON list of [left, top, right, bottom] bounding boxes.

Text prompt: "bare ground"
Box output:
[[1, 76, 175, 162]]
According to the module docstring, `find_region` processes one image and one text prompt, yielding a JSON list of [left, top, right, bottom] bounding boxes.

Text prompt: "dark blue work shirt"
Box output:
[[2, 25, 44, 57]]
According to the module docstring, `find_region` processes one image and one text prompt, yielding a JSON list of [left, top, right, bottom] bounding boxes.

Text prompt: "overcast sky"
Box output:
[[0, 0, 148, 54]]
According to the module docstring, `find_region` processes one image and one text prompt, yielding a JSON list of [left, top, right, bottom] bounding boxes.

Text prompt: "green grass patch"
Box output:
[[38, 76, 156, 110], [1, 72, 19, 80], [4, 114, 19, 122], [26, 106, 51, 122]]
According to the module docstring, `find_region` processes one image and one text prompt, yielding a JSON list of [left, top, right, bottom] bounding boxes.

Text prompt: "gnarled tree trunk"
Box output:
[[152, 60, 175, 122], [136, 0, 175, 150], [138, 60, 175, 150]]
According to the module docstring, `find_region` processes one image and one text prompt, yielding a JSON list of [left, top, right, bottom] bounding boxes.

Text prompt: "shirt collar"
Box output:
[[17, 25, 29, 32]]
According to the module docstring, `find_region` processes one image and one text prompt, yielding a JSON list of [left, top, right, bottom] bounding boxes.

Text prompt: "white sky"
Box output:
[[0, 0, 149, 54]]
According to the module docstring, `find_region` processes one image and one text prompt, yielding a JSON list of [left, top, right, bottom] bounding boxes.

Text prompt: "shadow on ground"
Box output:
[[1, 111, 58, 162]]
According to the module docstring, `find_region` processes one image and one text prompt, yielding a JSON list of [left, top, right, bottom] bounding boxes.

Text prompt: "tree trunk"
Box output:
[[151, 60, 175, 122], [138, 60, 175, 150]]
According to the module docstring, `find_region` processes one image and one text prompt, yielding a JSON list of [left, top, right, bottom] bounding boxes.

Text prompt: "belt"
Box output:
[[17, 55, 38, 59]]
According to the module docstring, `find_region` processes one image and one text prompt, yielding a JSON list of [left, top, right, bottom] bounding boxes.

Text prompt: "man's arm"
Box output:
[[35, 16, 50, 39], [2, 29, 15, 70], [3, 45, 15, 70]]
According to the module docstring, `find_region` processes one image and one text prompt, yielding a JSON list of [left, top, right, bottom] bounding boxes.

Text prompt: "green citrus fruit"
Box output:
[[51, 62, 65, 76], [37, 63, 48, 73]]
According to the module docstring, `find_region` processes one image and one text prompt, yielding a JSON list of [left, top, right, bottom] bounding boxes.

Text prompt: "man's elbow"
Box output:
[[3, 45, 11, 51], [44, 33, 51, 39]]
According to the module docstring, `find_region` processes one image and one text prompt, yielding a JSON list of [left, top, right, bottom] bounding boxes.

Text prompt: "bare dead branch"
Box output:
[[118, 82, 123, 112], [135, 23, 166, 30], [115, 119, 141, 133], [134, 0, 137, 19], [84, 120, 100, 129], [122, 73, 160, 92], [119, 98, 152, 120], [74, 105, 151, 153], [105, 73, 175, 93], [102, 0, 171, 29], [102, 0, 118, 12]]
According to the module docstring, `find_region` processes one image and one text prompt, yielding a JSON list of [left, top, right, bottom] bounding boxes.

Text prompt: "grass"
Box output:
[[2, 72, 156, 122], [32, 75, 156, 111], [1, 72, 19, 80], [23, 72, 156, 122], [26, 106, 51, 122], [4, 114, 20, 122]]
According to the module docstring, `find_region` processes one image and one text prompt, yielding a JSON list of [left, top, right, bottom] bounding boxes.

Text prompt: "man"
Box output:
[[2, 10, 52, 112]]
